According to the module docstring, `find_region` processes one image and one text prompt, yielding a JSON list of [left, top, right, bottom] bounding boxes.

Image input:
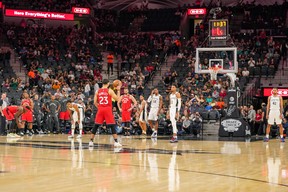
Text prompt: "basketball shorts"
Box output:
[[3, 108, 14, 121], [268, 110, 282, 125], [139, 111, 147, 123], [59, 111, 70, 120], [22, 110, 33, 123], [72, 110, 83, 123], [148, 108, 159, 121], [122, 111, 131, 122], [95, 108, 115, 125]]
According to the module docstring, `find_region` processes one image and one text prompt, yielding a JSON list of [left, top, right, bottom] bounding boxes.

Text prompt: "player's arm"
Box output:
[[117, 96, 122, 112], [94, 91, 98, 108], [280, 96, 284, 118], [147, 90, 154, 103], [158, 96, 163, 115], [176, 92, 182, 119], [139, 101, 145, 114], [266, 97, 270, 119], [108, 86, 121, 101], [57, 101, 61, 113], [129, 95, 138, 111], [30, 99, 34, 110]]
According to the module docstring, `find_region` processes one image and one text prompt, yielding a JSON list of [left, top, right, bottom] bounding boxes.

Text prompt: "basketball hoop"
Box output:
[[208, 65, 222, 80]]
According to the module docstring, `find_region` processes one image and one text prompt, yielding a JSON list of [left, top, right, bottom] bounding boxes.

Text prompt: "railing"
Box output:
[[239, 78, 259, 106], [146, 53, 168, 87]]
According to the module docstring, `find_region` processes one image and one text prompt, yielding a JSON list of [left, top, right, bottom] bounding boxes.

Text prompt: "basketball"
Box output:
[[113, 79, 122, 88]]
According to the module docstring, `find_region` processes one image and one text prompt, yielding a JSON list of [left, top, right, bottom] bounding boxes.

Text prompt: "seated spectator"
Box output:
[[191, 112, 202, 138]]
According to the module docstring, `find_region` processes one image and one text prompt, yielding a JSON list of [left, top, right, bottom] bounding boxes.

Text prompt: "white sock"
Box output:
[[280, 135, 283, 138], [266, 134, 269, 138], [71, 129, 75, 136], [174, 135, 177, 139]]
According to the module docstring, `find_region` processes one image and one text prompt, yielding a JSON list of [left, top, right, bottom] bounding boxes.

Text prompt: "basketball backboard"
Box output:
[[195, 47, 238, 74]]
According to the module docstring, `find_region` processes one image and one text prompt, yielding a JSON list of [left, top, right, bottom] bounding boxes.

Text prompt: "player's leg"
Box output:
[[77, 110, 84, 139], [170, 109, 178, 143], [26, 111, 34, 136], [265, 111, 274, 142], [264, 124, 271, 142], [123, 111, 131, 136], [69, 112, 77, 138], [105, 110, 121, 147], [276, 111, 284, 142], [90, 110, 104, 146], [148, 109, 155, 132], [139, 121, 147, 135], [149, 108, 158, 137], [278, 124, 285, 142]]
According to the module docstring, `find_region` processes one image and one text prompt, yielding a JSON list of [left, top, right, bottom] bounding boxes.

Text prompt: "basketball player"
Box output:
[[264, 87, 285, 142], [3, 105, 28, 137], [117, 87, 137, 136], [59, 93, 70, 132], [19, 92, 34, 136], [138, 95, 148, 135], [67, 101, 84, 139], [168, 84, 181, 143], [147, 88, 162, 138], [89, 79, 122, 147]]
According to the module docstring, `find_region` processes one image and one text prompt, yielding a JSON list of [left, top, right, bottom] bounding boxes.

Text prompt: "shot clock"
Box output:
[[209, 19, 229, 46]]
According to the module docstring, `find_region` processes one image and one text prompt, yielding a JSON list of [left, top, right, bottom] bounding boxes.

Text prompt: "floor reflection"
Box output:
[[70, 139, 84, 169], [168, 146, 180, 192]]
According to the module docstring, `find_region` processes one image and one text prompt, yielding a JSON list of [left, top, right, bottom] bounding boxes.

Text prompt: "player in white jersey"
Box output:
[[138, 95, 148, 135], [67, 101, 84, 139], [147, 88, 162, 138], [168, 84, 181, 143], [265, 87, 285, 142]]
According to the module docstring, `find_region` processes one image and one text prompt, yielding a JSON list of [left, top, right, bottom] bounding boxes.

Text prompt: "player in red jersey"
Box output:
[[89, 79, 122, 147], [2, 105, 28, 137], [19, 92, 34, 136], [117, 87, 137, 136]]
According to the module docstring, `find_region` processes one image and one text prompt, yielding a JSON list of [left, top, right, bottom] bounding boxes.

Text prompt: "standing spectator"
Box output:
[[107, 52, 114, 75], [84, 81, 91, 97], [0, 93, 8, 135], [44, 95, 61, 134], [248, 57, 255, 68], [255, 109, 264, 136], [247, 105, 256, 135], [33, 94, 43, 134], [94, 80, 99, 93], [242, 67, 249, 77]]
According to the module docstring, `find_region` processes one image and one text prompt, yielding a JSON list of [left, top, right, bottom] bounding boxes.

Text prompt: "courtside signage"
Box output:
[[0, 2, 2, 9], [187, 8, 206, 15], [263, 88, 288, 97], [72, 7, 90, 14], [5, 9, 74, 20]]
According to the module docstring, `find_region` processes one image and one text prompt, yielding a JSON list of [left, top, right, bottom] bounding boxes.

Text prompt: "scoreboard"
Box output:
[[209, 19, 229, 46]]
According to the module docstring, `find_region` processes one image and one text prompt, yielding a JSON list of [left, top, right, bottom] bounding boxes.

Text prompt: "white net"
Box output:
[[209, 68, 220, 80]]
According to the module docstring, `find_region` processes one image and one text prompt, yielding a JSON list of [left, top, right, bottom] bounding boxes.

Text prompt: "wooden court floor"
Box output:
[[0, 135, 287, 192]]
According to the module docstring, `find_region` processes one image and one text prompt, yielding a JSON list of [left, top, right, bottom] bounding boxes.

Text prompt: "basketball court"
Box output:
[[0, 135, 287, 192]]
